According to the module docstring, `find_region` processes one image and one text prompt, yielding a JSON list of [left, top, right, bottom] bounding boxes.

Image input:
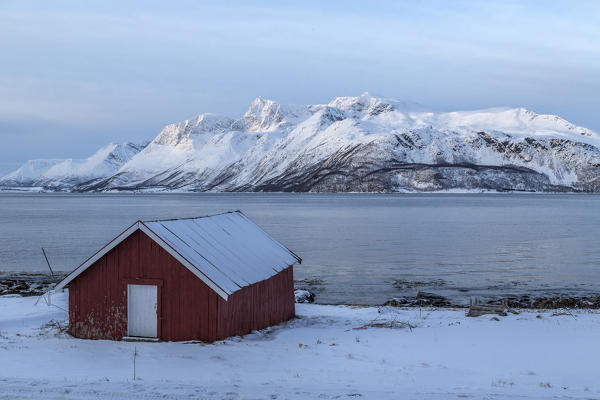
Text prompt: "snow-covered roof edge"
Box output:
[[54, 211, 301, 299]]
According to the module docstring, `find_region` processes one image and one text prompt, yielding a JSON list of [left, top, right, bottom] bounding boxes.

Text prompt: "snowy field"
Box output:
[[1, 292, 599, 399]]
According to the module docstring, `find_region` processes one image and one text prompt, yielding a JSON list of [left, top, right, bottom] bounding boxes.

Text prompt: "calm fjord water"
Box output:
[[1, 193, 599, 305]]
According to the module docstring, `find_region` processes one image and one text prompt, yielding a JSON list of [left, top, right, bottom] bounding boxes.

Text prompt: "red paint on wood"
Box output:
[[216, 266, 295, 340], [67, 229, 295, 342]]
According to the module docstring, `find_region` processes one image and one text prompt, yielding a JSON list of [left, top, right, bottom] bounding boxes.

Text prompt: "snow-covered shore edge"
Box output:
[[2, 292, 600, 399], [5, 274, 600, 311]]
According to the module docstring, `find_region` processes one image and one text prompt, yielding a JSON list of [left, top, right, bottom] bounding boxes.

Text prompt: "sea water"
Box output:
[[1, 192, 599, 305]]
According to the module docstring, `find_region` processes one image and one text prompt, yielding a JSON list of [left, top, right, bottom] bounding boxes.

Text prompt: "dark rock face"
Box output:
[[246, 134, 599, 193], [255, 162, 567, 193]]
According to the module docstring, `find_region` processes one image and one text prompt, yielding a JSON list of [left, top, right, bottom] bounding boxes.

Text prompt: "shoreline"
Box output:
[[2, 190, 600, 195], [4, 273, 600, 310], [0, 273, 64, 296]]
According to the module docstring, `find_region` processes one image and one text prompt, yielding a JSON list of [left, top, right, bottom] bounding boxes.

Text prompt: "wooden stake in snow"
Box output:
[[133, 346, 138, 380], [41, 248, 54, 277]]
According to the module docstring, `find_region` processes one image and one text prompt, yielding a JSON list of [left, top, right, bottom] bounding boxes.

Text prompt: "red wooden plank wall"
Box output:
[[216, 266, 295, 340], [68, 230, 295, 342]]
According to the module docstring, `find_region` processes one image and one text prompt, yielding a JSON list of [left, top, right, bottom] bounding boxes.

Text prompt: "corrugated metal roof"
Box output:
[[142, 211, 301, 296], [54, 211, 301, 299]]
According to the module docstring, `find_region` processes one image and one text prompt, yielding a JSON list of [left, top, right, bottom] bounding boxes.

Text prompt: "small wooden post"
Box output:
[[133, 346, 137, 380]]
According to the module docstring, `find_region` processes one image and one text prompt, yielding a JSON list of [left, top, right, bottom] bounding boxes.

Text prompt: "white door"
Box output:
[[127, 284, 158, 338]]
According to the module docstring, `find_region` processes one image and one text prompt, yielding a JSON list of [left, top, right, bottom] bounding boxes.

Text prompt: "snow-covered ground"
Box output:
[[1, 292, 599, 399]]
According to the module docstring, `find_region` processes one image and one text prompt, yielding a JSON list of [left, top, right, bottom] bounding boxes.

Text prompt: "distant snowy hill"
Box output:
[[0, 142, 147, 190], [3, 93, 600, 192]]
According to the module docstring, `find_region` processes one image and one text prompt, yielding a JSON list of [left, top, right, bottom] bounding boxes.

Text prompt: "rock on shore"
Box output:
[[0, 274, 64, 296]]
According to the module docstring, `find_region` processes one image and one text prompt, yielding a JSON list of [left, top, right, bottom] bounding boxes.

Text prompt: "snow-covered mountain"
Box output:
[[0, 142, 147, 190], [3, 93, 600, 192]]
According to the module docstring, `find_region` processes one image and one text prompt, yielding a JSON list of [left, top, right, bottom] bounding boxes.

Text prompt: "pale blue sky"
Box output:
[[1, 0, 599, 172]]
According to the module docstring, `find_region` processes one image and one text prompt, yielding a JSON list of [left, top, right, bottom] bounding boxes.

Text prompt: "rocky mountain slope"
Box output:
[[3, 93, 600, 192], [0, 142, 147, 190]]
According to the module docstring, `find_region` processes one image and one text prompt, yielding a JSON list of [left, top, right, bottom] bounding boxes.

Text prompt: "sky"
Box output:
[[1, 0, 599, 173]]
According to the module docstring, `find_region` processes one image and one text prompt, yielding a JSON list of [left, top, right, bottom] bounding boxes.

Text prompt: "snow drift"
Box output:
[[3, 93, 600, 192]]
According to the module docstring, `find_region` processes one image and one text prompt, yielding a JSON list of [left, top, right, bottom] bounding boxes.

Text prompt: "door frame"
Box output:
[[122, 278, 163, 338]]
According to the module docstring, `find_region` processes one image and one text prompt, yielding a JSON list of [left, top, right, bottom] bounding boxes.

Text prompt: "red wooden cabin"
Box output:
[[54, 211, 301, 342]]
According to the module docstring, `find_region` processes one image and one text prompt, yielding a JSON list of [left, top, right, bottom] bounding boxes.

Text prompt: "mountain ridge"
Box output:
[[0, 142, 148, 190], [2, 93, 599, 193]]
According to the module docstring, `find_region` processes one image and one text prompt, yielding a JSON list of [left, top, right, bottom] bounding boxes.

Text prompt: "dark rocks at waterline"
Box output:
[[294, 289, 315, 303], [0, 274, 65, 296], [384, 292, 453, 307], [486, 295, 600, 309], [294, 278, 323, 303], [295, 278, 324, 292], [384, 293, 600, 310]]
